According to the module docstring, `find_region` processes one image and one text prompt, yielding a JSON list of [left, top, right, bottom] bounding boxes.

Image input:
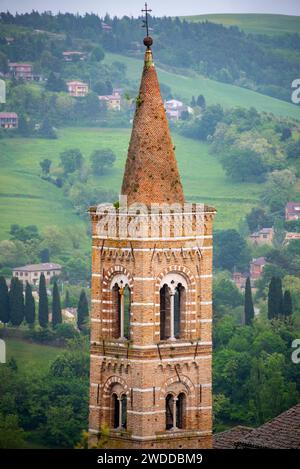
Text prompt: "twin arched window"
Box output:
[[166, 393, 186, 430], [160, 274, 187, 340], [110, 272, 187, 341]]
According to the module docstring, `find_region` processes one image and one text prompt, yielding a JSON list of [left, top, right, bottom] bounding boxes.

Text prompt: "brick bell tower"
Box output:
[[89, 8, 216, 449]]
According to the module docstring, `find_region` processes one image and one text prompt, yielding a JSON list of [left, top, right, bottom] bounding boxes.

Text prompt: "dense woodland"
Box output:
[[1, 11, 299, 101]]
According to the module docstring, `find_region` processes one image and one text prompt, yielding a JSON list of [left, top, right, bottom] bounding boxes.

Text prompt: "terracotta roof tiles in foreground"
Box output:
[[121, 46, 185, 206], [214, 404, 300, 449]]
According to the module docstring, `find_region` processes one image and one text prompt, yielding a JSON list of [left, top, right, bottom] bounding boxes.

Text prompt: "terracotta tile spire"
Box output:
[[121, 35, 185, 206]]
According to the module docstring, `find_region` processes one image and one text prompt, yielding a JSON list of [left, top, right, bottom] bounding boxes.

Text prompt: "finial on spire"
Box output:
[[142, 2, 153, 48]]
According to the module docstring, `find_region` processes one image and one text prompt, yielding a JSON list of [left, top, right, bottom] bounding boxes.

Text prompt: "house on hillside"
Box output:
[[232, 271, 248, 291], [285, 202, 300, 221], [8, 62, 32, 80], [67, 80, 89, 97], [13, 263, 62, 286], [0, 112, 18, 128], [250, 257, 267, 281], [62, 51, 86, 62], [101, 22, 112, 33], [98, 89, 121, 111], [284, 232, 300, 245], [164, 99, 193, 121], [249, 227, 274, 246]]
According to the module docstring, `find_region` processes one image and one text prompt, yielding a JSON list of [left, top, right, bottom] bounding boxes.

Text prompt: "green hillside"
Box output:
[[5, 338, 63, 371], [0, 127, 262, 239], [104, 53, 300, 120], [180, 13, 300, 35]]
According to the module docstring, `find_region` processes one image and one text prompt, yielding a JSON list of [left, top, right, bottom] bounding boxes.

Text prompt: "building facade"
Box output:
[[89, 34, 215, 449], [12, 263, 62, 285], [67, 80, 89, 97], [249, 227, 274, 246], [0, 112, 18, 129], [285, 202, 300, 221]]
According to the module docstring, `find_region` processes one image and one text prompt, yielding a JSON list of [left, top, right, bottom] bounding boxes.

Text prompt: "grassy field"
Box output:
[[104, 53, 300, 120], [180, 13, 300, 35], [5, 337, 63, 372], [0, 127, 262, 237]]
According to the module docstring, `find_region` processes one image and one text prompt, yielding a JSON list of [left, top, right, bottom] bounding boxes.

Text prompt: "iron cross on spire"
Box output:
[[142, 2, 152, 37]]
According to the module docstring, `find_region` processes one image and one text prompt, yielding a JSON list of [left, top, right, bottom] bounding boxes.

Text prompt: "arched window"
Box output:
[[166, 394, 174, 430], [165, 392, 186, 431], [111, 275, 131, 340], [121, 394, 127, 429], [112, 393, 119, 429], [176, 393, 186, 429], [160, 274, 187, 340], [112, 393, 127, 429]]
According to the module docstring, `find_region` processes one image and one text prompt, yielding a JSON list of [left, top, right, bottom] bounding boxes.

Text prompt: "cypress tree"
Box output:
[[0, 275, 10, 324], [38, 273, 48, 328], [24, 281, 35, 326], [64, 289, 71, 308], [283, 290, 293, 317], [9, 277, 24, 326], [244, 277, 254, 325], [52, 281, 62, 328], [267, 277, 277, 320], [275, 277, 284, 317], [77, 289, 89, 330]]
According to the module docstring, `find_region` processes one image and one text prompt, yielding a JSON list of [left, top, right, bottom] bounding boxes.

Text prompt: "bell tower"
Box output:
[[88, 5, 216, 449]]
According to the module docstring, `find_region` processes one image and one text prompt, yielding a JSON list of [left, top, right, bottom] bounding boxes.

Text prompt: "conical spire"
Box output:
[[121, 37, 185, 206]]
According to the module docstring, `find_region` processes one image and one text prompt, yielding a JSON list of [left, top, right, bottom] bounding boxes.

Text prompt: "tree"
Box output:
[[222, 148, 267, 183], [24, 282, 35, 326], [39, 158, 52, 175], [268, 277, 277, 320], [64, 289, 71, 308], [90, 46, 105, 62], [246, 207, 273, 233], [9, 224, 40, 243], [9, 278, 24, 327], [0, 276, 10, 324], [283, 290, 293, 317], [244, 277, 254, 325], [46, 72, 66, 92], [52, 281, 62, 328], [18, 114, 32, 137], [38, 116, 57, 139], [93, 80, 112, 95], [275, 277, 284, 317], [268, 276, 283, 319], [90, 149, 116, 175], [261, 170, 296, 215], [191, 96, 196, 107], [59, 148, 83, 175], [38, 273, 48, 328], [196, 94, 206, 108], [286, 138, 300, 159], [214, 229, 251, 272], [77, 290, 89, 330], [0, 414, 25, 449]]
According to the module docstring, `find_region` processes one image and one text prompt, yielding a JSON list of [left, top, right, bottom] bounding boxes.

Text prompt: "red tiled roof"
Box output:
[[0, 112, 18, 118], [13, 263, 62, 272], [237, 404, 300, 449], [286, 202, 300, 214], [213, 426, 253, 449], [251, 257, 266, 266]]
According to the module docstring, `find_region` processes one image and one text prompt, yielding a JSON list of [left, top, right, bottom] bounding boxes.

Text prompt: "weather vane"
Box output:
[[142, 2, 152, 37]]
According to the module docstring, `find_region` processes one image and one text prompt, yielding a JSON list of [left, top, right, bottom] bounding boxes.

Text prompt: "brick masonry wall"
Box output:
[[88, 208, 215, 449]]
